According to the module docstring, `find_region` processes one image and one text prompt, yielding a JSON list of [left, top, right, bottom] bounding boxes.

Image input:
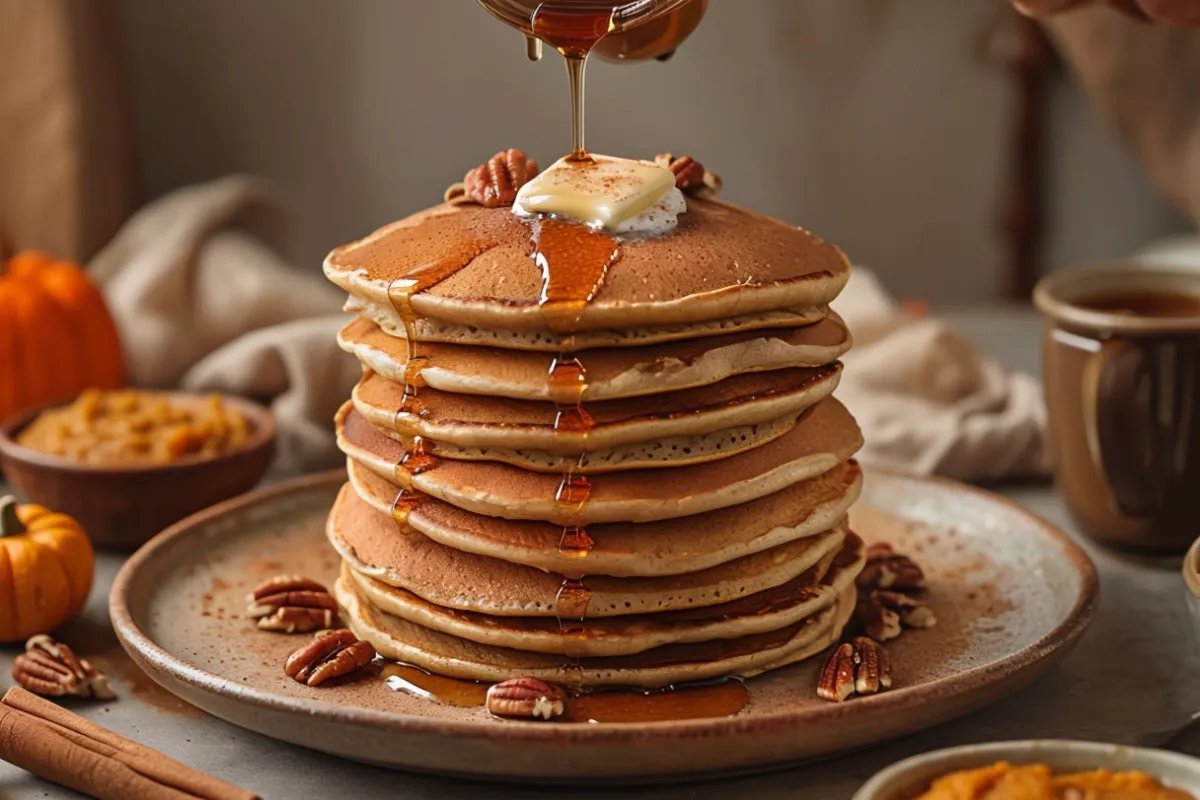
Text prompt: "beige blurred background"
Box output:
[[112, 0, 1184, 303]]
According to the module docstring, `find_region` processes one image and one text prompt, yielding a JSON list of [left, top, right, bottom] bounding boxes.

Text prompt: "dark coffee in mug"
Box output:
[[1035, 264, 1200, 552], [1078, 290, 1200, 318]]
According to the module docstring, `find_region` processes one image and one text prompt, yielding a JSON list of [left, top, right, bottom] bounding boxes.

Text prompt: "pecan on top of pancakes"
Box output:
[[445, 149, 540, 208]]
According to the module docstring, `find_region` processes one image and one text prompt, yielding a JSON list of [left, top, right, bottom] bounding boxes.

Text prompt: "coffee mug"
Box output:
[[1034, 261, 1200, 552]]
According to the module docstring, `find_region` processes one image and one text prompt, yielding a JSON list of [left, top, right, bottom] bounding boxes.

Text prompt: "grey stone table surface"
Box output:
[[1, 306, 1198, 800]]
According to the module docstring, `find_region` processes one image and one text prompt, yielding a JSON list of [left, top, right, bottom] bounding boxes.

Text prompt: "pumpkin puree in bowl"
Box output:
[[916, 762, 1196, 800], [18, 390, 250, 466]]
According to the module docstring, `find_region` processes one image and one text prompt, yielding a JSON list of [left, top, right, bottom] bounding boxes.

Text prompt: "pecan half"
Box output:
[[654, 153, 723, 199], [452, 149, 540, 209], [285, 630, 376, 687], [12, 635, 114, 700], [856, 589, 937, 642], [247, 575, 338, 633], [486, 677, 566, 720], [817, 637, 892, 703], [816, 643, 857, 703], [856, 542, 927, 592]]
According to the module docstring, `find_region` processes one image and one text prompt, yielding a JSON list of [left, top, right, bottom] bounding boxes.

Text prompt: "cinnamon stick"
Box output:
[[0, 688, 259, 800]]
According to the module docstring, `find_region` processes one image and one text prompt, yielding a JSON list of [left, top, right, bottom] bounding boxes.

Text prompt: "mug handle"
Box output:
[[1082, 338, 1155, 518]]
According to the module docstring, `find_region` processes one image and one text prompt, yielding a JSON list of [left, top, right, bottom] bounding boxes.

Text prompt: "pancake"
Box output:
[[347, 295, 829, 353], [338, 313, 853, 402], [324, 198, 850, 346], [351, 363, 841, 472], [347, 457, 863, 577], [336, 397, 863, 524], [328, 482, 849, 617], [346, 533, 863, 657], [336, 569, 857, 687]]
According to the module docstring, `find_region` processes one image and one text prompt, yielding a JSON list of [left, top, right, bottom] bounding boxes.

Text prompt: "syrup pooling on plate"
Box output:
[[563, 678, 748, 723], [382, 662, 489, 708], [382, 660, 749, 722]]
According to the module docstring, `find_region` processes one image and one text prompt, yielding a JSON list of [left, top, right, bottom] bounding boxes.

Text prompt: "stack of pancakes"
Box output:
[[323, 192, 866, 688]]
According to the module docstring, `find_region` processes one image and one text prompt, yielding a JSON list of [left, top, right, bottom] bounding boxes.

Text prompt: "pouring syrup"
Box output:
[[477, 0, 709, 155]]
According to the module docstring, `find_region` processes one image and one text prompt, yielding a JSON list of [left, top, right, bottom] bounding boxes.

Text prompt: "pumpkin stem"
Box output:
[[0, 496, 25, 538]]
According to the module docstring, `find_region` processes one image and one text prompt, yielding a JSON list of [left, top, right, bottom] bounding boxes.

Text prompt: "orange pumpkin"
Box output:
[[0, 251, 124, 425], [0, 495, 95, 643]]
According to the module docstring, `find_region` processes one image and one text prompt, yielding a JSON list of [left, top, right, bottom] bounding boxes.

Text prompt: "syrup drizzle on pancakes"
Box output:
[[370, 1, 748, 720]]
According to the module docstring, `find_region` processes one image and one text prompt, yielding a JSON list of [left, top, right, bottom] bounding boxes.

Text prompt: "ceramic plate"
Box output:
[[111, 470, 1098, 782]]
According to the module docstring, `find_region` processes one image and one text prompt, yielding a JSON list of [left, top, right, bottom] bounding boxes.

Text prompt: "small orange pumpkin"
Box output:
[[0, 251, 124, 425], [0, 495, 95, 643]]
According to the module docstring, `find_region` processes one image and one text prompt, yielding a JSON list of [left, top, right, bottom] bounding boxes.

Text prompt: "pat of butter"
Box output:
[[513, 154, 675, 231]]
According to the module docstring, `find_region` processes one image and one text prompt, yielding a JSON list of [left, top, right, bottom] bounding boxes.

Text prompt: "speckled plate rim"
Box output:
[[110, 469, 1099, 749]]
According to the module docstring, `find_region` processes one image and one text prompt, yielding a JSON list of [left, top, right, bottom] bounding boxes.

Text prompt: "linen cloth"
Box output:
[[833, 269, 1050, 480], [88, 176, 357, 471], [90, 176, 1050, 479]]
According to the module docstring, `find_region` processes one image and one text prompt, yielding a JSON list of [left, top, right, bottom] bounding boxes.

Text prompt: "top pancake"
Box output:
[[324, 198, 850, 343]]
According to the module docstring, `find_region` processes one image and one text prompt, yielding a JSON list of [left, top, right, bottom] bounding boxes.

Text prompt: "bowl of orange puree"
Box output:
[[855, 741, 1200, 800], [0, 390, 275, 549]]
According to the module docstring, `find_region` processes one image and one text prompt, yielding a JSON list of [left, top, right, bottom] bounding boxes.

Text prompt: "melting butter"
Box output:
[[514, 155, 676, 231]]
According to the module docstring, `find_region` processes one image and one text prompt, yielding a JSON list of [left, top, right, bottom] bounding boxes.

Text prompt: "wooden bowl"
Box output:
[[0, 393, 276, 550]]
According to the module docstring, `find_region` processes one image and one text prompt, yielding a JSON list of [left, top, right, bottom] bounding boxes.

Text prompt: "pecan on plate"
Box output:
[[486, 677, 566, 721], [856, 590, 937, 643], [817, 637, 892, 703], [285, 629, 375, 687], [247, 575, 337, 633], [12, 635, 115, 700], [449, 149, 540, 209], [856, 542, 927, 592], [654, 153, 722, 199]]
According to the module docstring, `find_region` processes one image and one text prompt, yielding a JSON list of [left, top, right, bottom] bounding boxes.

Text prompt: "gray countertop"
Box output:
[[2, 306, 1198, 799]]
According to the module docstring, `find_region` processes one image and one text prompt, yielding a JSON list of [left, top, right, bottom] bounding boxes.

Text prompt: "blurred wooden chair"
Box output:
[[979, 3, 1060, 301]]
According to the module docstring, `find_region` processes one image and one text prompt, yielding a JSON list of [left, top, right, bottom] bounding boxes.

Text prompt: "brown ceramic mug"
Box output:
[[1034, 261, 1200, 552]]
